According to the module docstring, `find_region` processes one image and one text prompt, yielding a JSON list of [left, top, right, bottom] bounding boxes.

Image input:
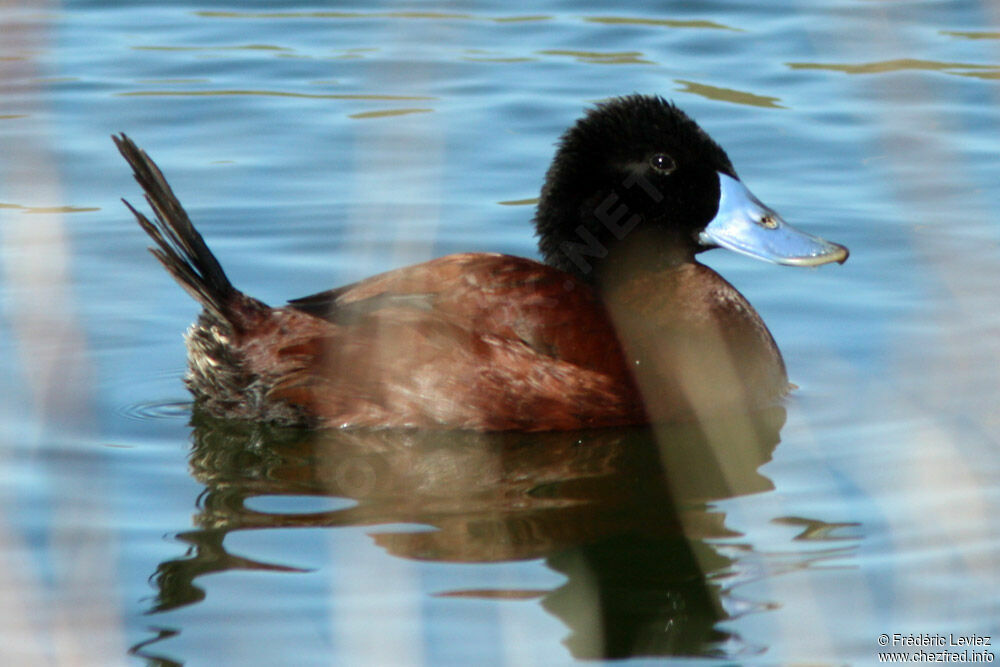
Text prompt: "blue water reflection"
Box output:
[[1, 1, 999, 664]]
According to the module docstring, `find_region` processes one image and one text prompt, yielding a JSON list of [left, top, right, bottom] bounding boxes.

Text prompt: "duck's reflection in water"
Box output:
[[141, 406, 785, 661]]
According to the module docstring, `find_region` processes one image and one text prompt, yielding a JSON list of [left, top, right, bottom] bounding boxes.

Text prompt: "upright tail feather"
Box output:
[[114, 133, 240, 325]]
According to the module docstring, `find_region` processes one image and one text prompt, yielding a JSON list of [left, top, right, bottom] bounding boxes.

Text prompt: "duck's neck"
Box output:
[[583, 225, 695, 289], [541, 217, 699, 286]]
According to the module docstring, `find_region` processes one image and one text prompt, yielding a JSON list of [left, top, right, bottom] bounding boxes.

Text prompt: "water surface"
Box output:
[[2, 1, 999, 664]]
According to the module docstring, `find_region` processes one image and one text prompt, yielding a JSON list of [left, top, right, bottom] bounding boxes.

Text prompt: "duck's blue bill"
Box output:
[[699, 174, 849, 266]]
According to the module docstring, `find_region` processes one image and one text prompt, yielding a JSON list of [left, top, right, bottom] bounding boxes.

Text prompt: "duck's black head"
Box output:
[[535, 95, 848, 282]]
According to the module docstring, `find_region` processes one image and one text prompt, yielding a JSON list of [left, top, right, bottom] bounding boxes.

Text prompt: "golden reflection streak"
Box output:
[[118, 90, 437, 100], [348, 108, 434, 119], [584, 16, 741, 31], [0, 202, 99, 213], [945, 69, 1000, 80], [0, 0, 123, 662], [196, 10, 551, 23], [941, 30, 1000, 40], [193, 11, 740, 30], [497, 198, 538, 206], [462, 56, 536, 63], [674, 80, 786, 109], [787, 58, 999, 75], [132, 44, 293, 52], [536, 49, 655, 65]]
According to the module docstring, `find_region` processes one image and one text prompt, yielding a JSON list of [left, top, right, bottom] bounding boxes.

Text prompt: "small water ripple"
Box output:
[[118, 399, 191, 422]]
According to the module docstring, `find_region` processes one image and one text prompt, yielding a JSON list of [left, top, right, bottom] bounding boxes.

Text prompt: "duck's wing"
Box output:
[[290, 290, 436, 325], [286, 252, 511, 322], [285, 253, 626, 370]]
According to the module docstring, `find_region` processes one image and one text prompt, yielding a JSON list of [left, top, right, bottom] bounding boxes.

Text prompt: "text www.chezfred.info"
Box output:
[[877, 633, 993, 663]]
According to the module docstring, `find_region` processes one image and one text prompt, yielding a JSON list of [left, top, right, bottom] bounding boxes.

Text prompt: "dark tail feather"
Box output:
[[114, 133, 240, 325]]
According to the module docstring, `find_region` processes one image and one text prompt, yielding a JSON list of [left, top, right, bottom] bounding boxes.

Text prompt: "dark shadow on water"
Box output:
[[131, 406, 786, 663]]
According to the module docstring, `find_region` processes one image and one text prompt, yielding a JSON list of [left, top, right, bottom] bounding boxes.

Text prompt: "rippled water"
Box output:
[[2, 1, 1000, 665]]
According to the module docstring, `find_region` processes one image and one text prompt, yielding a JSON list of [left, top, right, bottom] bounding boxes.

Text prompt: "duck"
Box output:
[[115, 94, 847, 432]]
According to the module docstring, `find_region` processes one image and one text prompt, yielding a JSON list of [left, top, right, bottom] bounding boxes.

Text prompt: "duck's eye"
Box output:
[[649, 153, 676, 175]]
